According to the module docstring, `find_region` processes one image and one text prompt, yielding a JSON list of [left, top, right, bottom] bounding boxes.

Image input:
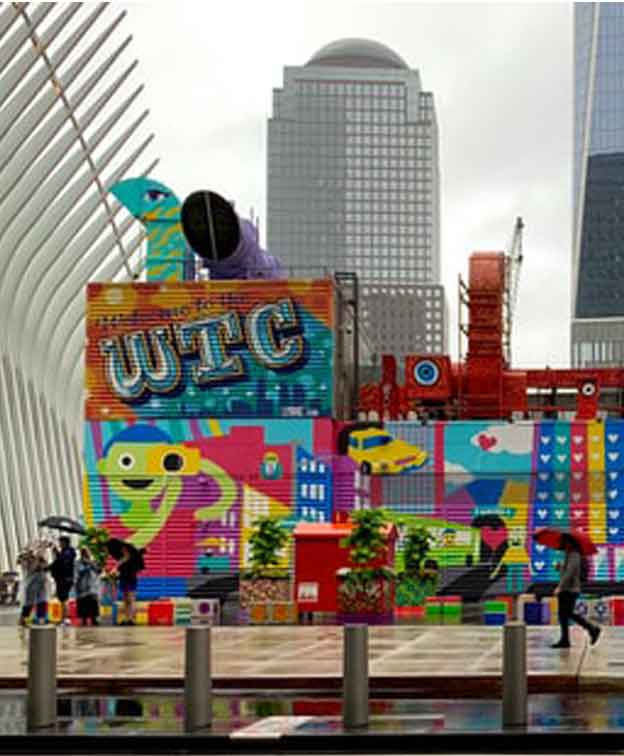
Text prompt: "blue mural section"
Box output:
[[295, 448, 333, 523]]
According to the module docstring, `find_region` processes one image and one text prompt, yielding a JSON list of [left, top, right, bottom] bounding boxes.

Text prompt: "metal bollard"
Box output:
[[27, 625, 57, 730], [184, 626, 212, 732], [502, 620, 527, 729], [343, 624, 369, 729]]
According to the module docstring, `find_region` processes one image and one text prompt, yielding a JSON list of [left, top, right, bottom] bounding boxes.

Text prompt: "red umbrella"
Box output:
[[533, 527, 597, 556]]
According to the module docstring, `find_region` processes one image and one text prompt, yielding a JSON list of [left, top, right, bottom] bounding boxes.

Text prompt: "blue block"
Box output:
[[524, 602, 544, 625], [485, 612, 506, 626]]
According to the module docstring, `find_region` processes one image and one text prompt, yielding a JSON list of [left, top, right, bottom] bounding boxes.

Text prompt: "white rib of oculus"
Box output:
[[0, 3, 157, 567]]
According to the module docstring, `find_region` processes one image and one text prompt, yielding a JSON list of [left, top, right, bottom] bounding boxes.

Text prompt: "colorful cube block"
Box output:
[[47, 600, 62, 624], [191, 599, 220, 626], [249, 603, 268, 624], [485, 612, 506, 626], [148, 600, 174, 626], [271, 602, 296, 624]]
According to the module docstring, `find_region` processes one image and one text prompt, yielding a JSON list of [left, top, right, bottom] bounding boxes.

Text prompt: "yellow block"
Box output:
[[48, 600, 62, 624], [136, 611, 149, 626], [548, 596, 559, 624], [116, 602, 126, 625], [587, 422, 605, 472]]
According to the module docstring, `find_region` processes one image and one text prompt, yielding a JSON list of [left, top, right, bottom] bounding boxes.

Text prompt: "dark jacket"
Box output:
[[50, 546, 76, 583]]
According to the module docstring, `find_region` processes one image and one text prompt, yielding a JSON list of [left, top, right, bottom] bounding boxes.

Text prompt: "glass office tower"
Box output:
[[267, 39, 445, 360], [572, 4, 624, 367]]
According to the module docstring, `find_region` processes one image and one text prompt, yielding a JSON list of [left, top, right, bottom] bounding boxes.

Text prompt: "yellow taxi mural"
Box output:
[[347, 428, 428, 475]]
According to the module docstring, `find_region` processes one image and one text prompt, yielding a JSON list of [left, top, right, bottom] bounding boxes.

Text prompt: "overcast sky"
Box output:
[[120, 1, 572, 368]]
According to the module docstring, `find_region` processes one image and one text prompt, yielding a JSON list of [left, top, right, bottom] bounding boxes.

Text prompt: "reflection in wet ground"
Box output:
[[0, 692, 623, 735]]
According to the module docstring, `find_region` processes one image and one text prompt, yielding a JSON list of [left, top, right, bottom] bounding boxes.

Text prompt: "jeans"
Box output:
[[558, 591, 595, 644]]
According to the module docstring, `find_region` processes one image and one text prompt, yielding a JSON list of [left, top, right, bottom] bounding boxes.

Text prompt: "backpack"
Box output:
[[581, 557, 590, 582]]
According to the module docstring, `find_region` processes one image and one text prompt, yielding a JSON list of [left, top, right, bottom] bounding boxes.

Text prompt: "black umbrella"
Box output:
[[106, 539, 144, 570], [38, 516, 86, 536]]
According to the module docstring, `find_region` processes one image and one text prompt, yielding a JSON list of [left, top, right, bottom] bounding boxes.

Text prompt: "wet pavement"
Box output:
[[0, 625, 607, 693], [0, 691, 623, 735]]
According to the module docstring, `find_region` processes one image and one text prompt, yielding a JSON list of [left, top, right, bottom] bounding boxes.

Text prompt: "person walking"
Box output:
[[552, 533, 601, 649], [74, 547, 100, 627], [50, 536, 76, 626]]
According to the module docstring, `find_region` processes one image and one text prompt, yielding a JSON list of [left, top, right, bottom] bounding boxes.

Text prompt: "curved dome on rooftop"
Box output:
[[306, 38, 409, 70]]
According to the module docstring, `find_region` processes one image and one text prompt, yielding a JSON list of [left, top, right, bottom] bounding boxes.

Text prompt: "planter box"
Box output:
[[337, 611, 394, 625], [240, 577, 291, 608], [337, 576, 393, 616]]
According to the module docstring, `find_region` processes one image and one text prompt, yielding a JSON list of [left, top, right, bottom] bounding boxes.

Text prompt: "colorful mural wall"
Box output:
[[85, 280, 335, 420], [83, 417, 367, 597], [83, 281, 624, 602], [385, 419, 624, 597]]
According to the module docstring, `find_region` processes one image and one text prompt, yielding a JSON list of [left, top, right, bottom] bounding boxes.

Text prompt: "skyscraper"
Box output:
[[572, 4, 624, 367], [267, 38, 445, 359]]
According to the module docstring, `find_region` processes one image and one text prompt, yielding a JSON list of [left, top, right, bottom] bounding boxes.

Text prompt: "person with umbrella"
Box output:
[[107, 539, 144, 626], [49, 536, 76, 626], [533, 528, 601, 649]]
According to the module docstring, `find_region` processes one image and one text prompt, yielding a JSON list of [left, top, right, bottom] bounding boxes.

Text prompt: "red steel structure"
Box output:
[[359, 249, 624, 422]]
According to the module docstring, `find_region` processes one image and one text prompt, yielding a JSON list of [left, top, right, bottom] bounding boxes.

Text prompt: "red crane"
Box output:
[[359, 219, 624, 422]]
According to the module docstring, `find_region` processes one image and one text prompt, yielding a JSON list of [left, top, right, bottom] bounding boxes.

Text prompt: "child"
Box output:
[[74, 547, 100, 627]]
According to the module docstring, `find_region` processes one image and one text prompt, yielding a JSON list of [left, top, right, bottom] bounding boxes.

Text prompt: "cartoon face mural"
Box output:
[[84, 418, 340, 597]]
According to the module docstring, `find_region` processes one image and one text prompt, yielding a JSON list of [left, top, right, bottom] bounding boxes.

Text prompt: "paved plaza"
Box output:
[[0, 625, 620, 693]]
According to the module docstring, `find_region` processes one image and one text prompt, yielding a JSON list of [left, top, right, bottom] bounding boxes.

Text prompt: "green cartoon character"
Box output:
[[97, 425, 237, 548]]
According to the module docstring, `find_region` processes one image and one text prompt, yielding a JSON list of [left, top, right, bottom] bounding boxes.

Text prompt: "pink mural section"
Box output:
[[84, 418, 364, 597]]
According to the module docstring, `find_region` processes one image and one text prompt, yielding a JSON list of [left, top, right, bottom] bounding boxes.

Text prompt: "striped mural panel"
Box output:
[[85, 280, 336, 421]]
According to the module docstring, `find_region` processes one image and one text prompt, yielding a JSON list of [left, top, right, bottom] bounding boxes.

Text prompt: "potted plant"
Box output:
[[79, 526, 110, 569], [240, 516, 291, 615], [395, 524, 438, 608], [337, 507, 396, 621], [79, 526, 116, 607]]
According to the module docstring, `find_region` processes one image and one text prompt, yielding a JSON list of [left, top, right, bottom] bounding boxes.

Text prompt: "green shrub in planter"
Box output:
[[241, 517, 291, 609], [338, 508, 395, 615], [395, 524, 438, 607], [79, 526, 110, 569]]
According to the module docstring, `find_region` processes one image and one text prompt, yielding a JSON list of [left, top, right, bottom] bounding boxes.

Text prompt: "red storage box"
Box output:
[[148, 601, 174, 626], [440, 595, 461, 604], [294, 522, 397, 613], [612, 597, 624, 625]]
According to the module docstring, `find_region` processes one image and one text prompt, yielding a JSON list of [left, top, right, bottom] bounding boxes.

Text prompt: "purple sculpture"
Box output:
[[181, 191, 285, 280]]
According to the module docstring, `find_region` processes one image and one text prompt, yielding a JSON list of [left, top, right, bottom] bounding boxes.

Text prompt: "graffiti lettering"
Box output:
[[100, 297, 305, 402]]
